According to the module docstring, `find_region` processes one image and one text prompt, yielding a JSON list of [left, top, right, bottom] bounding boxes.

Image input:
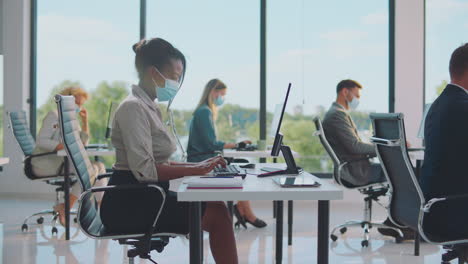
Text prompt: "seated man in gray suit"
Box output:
[[323, 79, 413, 239], [323, 79, 385, 187]]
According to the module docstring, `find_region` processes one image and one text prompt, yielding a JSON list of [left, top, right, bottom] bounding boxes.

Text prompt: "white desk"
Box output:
[[177, 163, 343, 264], [409, 150, 424, 161], [0, 157, 10, 166], [223, 149, 300, 158], [223, 149, 300, 247]]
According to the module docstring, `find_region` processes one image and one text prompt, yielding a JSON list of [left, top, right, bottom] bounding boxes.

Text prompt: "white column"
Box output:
[[0, 0, 3, 54], [2, 0, 51, 195], [394, 0, 425, 147]]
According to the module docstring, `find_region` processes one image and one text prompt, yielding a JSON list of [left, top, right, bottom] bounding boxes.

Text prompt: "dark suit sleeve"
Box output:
[[329, 110, 376, 156]]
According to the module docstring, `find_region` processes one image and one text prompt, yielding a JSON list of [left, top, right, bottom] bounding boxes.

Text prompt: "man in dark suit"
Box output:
[[323, 79, 385, 187], [420, 43, 468, 238], [323, 79, 413, 239]]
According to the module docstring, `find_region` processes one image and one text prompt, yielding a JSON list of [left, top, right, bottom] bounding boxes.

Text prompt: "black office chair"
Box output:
[[8, 110, 77, 234], [55, 94, 182, 264], [370, 113, 468, 264], [313, 117, 402, 247]]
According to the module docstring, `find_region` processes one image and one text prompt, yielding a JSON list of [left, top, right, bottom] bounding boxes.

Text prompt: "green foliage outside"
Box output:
[[0, 78, 450, 171], [37, 80, 129, 167], [436, 80, 448, 96], [30, 79, 400, 173]]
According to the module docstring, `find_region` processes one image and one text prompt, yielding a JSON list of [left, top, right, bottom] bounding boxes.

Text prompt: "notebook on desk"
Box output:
[[184, 177, 244, 189]]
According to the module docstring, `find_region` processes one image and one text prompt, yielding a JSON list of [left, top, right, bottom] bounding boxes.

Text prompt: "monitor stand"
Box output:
[[258, 145, 299, 177]]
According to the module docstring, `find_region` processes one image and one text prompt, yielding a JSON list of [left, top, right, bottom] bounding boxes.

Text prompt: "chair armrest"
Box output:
[[344, 157, 372, 163], [423, 194, 468, 213], [96, 173, 113, 180], [29, 151, 58, 158], [87, 184, 164, 193], [408, 148, 425, 152], [370, 137, 401, 146], [79, 184, 166, 246]]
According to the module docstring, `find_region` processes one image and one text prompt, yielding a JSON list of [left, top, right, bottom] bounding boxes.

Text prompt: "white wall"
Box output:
[[1, 0, 53, 195], [394, 0, 425, 147]]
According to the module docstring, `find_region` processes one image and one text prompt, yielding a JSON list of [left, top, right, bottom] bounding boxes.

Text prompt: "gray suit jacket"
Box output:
[[322, 102, 376, 186]]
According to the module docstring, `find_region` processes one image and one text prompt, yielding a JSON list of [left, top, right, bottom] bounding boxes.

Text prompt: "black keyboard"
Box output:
[[213, 165, 241, 176], [236, 144, 258, 151]]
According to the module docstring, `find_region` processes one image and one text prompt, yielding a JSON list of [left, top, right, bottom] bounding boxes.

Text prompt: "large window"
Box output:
[[267, 0, 389, 172], [425, 0, 467, 103], [34, 1, 391, 170], [147, 1, 260, 160], [36, 1, 140, 165], [0, 55, 3, 156]]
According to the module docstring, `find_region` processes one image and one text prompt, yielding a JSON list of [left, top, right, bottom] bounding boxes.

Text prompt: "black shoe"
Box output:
[[233, 204, 247, 229], [377, 218, 415, 240], [245, 218, 267, 228]]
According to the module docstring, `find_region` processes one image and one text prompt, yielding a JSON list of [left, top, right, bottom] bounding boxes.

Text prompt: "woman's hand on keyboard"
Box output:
[[192, 156, 227, 175]]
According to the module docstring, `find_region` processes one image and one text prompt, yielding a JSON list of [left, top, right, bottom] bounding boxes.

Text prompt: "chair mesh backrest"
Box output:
[[9, 111, 36, 156], [55, 95, 99, 231], [370, 113, 425, 229], [313, 117, 341, 183]]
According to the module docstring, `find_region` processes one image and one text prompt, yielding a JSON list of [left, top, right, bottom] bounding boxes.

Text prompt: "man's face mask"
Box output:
[[346, 89, 360, 110]]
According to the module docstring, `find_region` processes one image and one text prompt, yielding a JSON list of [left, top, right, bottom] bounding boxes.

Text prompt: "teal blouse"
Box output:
[[187, 104, 225, 162]]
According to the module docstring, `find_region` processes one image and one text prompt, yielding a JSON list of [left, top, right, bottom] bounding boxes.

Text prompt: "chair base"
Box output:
[[330, 220, 404, 247], [442, 245, 468, 264], [21, 209, 77, 235], [122, 237, 170, 264]]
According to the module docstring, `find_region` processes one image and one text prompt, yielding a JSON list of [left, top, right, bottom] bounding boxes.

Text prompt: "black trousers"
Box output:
[[100, 170, 191, 235]]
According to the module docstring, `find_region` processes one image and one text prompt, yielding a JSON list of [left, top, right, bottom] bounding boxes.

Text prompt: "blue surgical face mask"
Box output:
[[152, 67, 181, 102], [348, 96, 360, 110], [75, 104, 81, 113], [214, 95, 224, 106]]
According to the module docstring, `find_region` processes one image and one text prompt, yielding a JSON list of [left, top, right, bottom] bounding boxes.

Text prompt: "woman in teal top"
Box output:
[[187, 79, 266, 228]]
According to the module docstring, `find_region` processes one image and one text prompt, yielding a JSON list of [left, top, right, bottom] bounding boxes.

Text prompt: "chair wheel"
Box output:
[[36, 217, 44, 224], [340, 227, 347, 234], [21, 224, 28, 232], [361, 240, 369, 247], [52, 227, 58, 235], [74, 217, 78, 223], [330, 234, 338, 242]]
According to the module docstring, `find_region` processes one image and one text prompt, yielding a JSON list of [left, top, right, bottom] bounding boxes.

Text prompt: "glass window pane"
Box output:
[[0, 55, 3, 156], [37, 1, 139, 166], [425, 0, 467, 103], [268, 0, 389, 172], [147, 1, 260, 160]]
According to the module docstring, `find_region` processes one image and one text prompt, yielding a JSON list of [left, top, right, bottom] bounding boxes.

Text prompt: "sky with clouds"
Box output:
[[29, 0, 466, 114]]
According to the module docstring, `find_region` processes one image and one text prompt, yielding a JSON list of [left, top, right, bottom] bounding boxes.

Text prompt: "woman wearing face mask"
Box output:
[[187, 79, 267, 229], [31, 86, 108, 225], [99, 38, 238, 263]]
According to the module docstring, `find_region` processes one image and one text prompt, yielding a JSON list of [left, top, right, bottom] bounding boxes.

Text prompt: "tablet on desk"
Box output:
[[272, 177, 321, 188]]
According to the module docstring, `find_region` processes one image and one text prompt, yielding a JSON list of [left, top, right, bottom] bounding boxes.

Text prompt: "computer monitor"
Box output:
[[105, 101, 117, 140], [86, 101, 116, 149], [259, 83, 299, 177], [417, 103, 432, 139], [270, 83, 291, 156], [269, 104, 283, 138]]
